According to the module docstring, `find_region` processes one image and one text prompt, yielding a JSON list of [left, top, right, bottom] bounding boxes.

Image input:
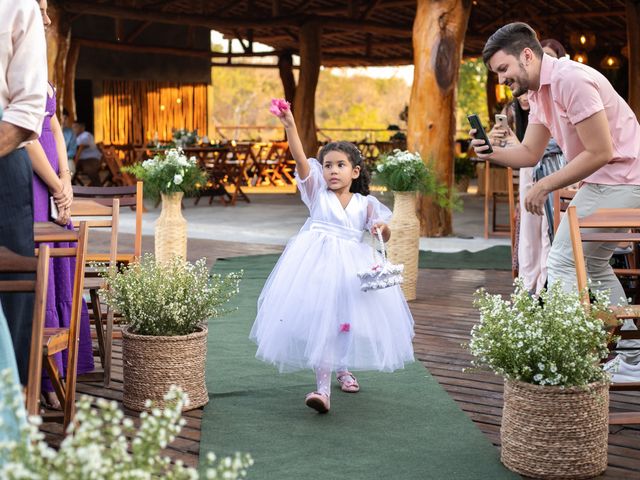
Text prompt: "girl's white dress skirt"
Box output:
[[249, 159, 415, 373]]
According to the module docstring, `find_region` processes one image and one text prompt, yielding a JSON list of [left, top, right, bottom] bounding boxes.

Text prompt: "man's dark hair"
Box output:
[[482, 22, 544, 66]]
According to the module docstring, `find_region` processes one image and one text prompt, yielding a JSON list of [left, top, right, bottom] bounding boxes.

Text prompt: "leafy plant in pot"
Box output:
[[101, 254, 242, 411], [470, 280, 614, 479]]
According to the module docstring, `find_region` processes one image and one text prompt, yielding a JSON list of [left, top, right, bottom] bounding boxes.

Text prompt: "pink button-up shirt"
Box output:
[[528, 54, 640, 185]]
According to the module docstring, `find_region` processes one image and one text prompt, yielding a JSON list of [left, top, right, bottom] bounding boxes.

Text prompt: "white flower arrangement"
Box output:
[[0, 369, 252, 479], [100, 254, 242, 337], [469, 280, 614, 387], [124, 148, 207, 201]]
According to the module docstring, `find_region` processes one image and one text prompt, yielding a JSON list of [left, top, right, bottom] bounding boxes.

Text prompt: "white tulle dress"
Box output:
[[249, 159, 415, 373]]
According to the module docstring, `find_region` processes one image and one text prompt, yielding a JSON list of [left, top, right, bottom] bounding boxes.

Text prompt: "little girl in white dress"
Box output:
[[250, 100, 415, 413]]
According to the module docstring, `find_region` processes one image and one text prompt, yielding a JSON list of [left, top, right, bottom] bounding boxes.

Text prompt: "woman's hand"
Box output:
[[54, 205, 70, 226], [371, 222, 391, 242], [489, 125, 519, 148], [52, 177, 73, 210]]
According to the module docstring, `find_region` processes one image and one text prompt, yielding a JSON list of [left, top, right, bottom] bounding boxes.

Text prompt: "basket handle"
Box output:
[[374, 228, 386, 263]]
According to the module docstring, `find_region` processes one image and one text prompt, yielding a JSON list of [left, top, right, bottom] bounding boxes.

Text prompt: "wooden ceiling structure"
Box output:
[[57, 0, 639, 236], [61, 0, 633, 67]]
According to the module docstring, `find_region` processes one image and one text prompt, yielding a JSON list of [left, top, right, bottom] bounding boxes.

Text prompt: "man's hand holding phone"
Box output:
[[468, 114, 493, 159]]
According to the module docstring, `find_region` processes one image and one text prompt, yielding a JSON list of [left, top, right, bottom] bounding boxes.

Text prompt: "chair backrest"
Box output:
[[553, 188, 577, 233], [567, 206, 640, 306], [71, 198, 120, 267], [506, 167, 520, 278], [72, 182, 143, 261], [0, 245, 50, 416]]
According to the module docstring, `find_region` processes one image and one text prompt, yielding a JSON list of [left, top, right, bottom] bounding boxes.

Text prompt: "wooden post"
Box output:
[[294, 21, 321, 157], [408, 0, 471, 236], [278, 51, 297, 111], [627, 0, 640, 117]]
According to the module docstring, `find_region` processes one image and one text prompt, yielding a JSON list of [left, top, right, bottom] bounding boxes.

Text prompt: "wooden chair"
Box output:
[[0, 245, 50, 417], [72, 182, 143, 265], [70, 199, 120, 387], [34, 221, 89, 429], [224, 144, 252, 206], [482, 160, 511, 238], [568, 206, 640, 425], [506, 167, 520, 279]]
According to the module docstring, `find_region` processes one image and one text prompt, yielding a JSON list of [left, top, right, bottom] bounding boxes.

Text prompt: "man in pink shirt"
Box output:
[[471, 22, 640, 379]]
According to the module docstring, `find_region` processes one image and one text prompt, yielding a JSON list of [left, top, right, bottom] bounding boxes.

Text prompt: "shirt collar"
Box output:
[[537, 53, 555, 90]]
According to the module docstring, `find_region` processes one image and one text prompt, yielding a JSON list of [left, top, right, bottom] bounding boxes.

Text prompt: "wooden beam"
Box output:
[[272, 0, 281, 17], [74, 38, 282, 58], [125, 21, 151, 43], [360, 0, 383, 20], [62, 1, 410, 36], [627, 0, 640, 118], [211, 62, 299, 69]]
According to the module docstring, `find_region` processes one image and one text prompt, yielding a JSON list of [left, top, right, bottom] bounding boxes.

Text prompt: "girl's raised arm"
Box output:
[[272, 100, 310, 180]]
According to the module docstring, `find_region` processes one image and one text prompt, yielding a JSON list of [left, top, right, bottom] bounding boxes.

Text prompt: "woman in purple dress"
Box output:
[[26, 0, 94, 409]]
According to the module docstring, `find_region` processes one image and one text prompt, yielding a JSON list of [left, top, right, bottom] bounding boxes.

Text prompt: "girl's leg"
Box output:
[[315, 367, 332, 397]]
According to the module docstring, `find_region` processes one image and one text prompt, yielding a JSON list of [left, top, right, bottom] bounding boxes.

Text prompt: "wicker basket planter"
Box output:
[[155, 191, 187, 263], [501, 378, 609, 479], [386, 190, 419, 301], [122, 325, 208, 411]]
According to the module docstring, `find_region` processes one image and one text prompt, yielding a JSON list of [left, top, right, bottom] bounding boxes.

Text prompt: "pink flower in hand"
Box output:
[[339, 323, 350, 333], [269, 98, 290, 116]]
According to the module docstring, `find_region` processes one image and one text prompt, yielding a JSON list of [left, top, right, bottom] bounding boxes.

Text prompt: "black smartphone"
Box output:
[[467, 114, 493, 154]]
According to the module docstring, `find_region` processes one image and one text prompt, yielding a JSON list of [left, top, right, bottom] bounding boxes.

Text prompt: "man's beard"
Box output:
[[509, 63, 530, 97]]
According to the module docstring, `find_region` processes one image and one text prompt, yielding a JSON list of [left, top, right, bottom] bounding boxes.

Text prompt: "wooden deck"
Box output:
[[41, 243, 640, 477]]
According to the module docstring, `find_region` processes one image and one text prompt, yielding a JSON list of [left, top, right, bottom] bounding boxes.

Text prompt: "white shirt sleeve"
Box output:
[[1, 2, 47, 139]]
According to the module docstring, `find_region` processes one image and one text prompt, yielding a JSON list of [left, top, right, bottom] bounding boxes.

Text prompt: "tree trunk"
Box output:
[[46, 0, 72, 116], [485, 69, 498, 119], [627, 0, 640, 118], [278, 51, 297, 109], [293, 22, 321, 157], [408, 0, 471, 237]]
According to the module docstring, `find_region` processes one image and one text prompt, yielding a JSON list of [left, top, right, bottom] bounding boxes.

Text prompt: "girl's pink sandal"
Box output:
[[305, 392, 330, 413], [337, 371, 360, 393]]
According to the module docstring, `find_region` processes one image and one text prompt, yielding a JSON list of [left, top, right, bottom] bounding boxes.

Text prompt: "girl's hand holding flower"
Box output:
[[270, 98, 295, 128]]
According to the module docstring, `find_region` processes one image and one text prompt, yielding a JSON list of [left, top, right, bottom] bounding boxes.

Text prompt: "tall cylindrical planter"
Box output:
[[386, 191, 420, 301], [155, 192, 187, 263], [501, 378, 608, 479], [122, 325, 208, 411]]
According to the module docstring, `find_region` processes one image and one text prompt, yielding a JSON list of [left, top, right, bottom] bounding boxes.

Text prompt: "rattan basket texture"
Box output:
[[386, 191, 419, 301], [155, 191, 187, 263], [501, 378, 609, 479], [122, 325, 208, 411]]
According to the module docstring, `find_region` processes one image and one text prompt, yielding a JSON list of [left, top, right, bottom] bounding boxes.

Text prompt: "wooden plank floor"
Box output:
[[40, 248, 640, 478]]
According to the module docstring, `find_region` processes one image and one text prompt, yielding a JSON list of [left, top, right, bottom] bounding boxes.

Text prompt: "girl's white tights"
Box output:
[[315, 367, 332, 397]]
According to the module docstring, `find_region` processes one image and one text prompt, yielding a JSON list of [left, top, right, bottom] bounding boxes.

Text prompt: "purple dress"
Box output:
[[33, 86, 94, 392]]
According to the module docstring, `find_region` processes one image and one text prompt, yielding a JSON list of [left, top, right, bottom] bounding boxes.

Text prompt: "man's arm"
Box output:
[[0, 122, 33, 157], [471, 123, 550, 168], [0, 2, 47, 156], [538, 110, 612, 192], [524, 110, 613, 215]]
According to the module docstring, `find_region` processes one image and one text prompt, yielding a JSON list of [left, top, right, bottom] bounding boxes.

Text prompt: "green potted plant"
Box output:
[[470, 280, 613, 479], [0, 369, 253, 478], [125, 148, 207, 263], [374, 149, 453, 300], [454, 154, 475, 193], [101, 254, 242, 411]]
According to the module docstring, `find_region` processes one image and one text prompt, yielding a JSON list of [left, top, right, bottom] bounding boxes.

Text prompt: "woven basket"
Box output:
[[155, 191, 187, 263], [122, 325, 208, 411], [386, 191, 419, 301], [501, 378, 609, 479]]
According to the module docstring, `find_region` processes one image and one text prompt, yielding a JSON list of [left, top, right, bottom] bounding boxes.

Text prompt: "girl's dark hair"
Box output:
[[482, 22, 543, 66], [318, 141, 370, 195]]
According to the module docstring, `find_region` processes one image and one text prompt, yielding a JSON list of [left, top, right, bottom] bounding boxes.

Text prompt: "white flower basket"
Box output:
[[357, 229, 404, 292]]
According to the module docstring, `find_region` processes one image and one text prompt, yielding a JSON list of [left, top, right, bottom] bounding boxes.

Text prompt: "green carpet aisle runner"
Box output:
[[199, 254, 517, 479], [419, 246, 512, 270]]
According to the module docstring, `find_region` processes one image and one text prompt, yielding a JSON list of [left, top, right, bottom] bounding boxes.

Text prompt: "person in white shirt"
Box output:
[[0, 0, 48, 385], [72, 121, 102, 186]]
